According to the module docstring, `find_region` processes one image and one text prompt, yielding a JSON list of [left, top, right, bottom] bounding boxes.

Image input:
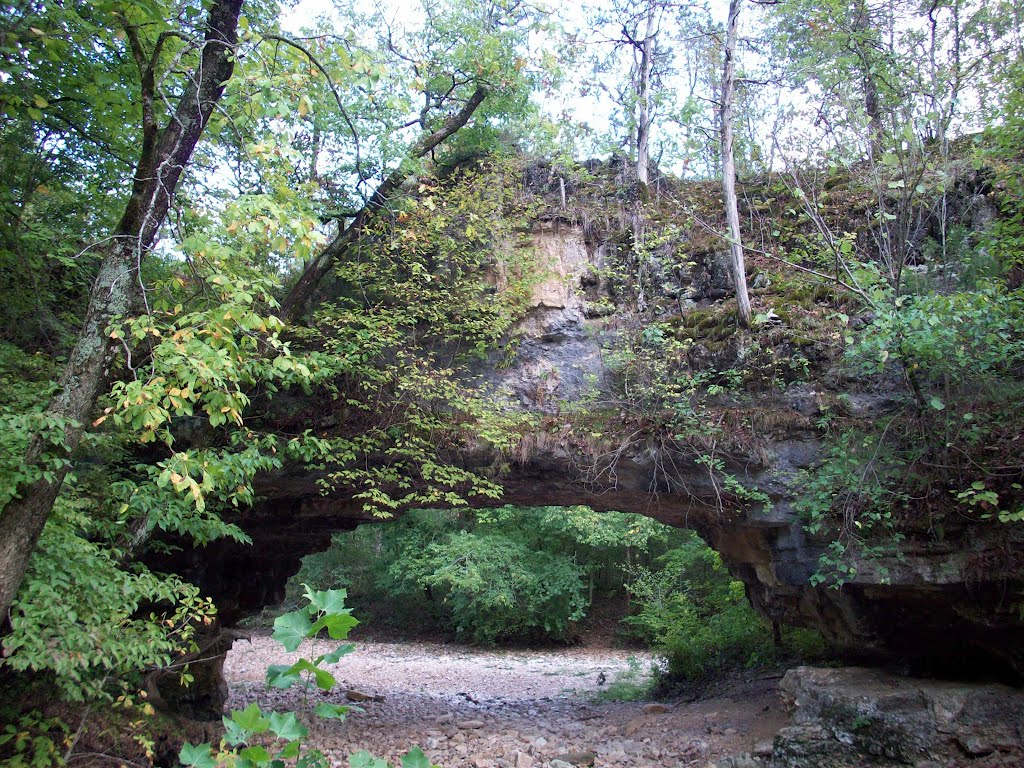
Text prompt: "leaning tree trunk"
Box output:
[[281, 87, 489, 322], [720, 0, 752, 328], [0, 0, 244, 624]]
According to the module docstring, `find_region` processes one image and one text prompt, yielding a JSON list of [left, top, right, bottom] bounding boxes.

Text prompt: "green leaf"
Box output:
[[223, 717, 250, 747], [179, 743, 215, 768], [297, 750, 330, 768], [267, 664, 302, 689], [314, 702, 350, 720], [929, 396, 945, 411], [349, 750, 388, 768], [273, 610, 314, 651], [303, 586, 349, 615], [318, 643, 356, 665], [310, 612, 359, 640], [285, 658, 337, 690], [240, 746, 272, 764], [269, 711, 308, 741], [231, 702, 270, 733], [401, 747, 434, 768], [277, 741, 302, 760]]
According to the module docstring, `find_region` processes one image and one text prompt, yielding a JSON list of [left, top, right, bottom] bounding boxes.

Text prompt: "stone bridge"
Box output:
[[152, 224, 1024, 715]]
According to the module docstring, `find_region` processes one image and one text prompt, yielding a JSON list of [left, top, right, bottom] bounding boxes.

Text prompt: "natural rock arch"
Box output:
[[152, 222, 1024, 720]]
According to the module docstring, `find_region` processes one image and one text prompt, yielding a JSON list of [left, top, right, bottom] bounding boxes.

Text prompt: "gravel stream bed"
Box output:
[[224, 635, 787, 768]]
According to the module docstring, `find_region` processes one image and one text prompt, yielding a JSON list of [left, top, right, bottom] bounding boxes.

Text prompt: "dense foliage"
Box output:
[[283, 506, 672, 643], [0, 0, 1022, 761], [282, 506, 824, 679], [623, 533, 826, 680]]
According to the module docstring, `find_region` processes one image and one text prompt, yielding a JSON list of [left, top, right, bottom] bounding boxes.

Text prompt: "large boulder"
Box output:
[[769, 667, 1024, 767]]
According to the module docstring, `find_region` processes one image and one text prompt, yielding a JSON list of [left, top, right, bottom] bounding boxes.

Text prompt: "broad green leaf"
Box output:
[[285, 658, 337, 690], [222, 717, 250, 747], [179, 743, 215, 768], [273, 610, 314, 651], [267, 664, 301, 689], [297, 749, 330, 768], [240, 745, 272, 764], [349, 750, 389, 768], [310, 612, 359, 640], [318, 643, 356, 665], [314, 702, 350, 720], [269, 711, 308, 741], [231, 702, 270, 733], [401, 747, 434, 768], [303, 585, 349, 615], [277, 741, 302, 760]]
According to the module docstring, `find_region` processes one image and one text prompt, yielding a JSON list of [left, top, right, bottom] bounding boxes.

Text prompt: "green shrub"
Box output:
[[384, 530, 587, 643], [283, 506, 683, 641], [623, 532, 826, 680]]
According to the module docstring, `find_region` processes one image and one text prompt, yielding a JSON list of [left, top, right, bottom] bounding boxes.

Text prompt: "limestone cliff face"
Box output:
[[156, 201, 1024, 685], [464, 221, 1024, 682]]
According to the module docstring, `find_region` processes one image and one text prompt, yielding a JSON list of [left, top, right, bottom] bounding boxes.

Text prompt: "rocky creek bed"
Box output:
[[224, 635, 787, 767]]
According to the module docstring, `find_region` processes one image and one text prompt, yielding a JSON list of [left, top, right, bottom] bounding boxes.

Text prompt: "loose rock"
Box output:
[[551, 751, 595, 766]]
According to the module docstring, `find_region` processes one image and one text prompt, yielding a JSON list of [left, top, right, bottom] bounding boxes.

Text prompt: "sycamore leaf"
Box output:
[[311, 612, 359, 641], [231, 702, 270, 733], [401, 747, 435, 768], [266, 664, 301, 689], [313, 702, 350, 720], [348, 750, 388, 768], [277, 741, 301, 760], [302, 585, 348, 614], [240, 745, 271, 764], [318, 643, 356, 665], [286, 658, 336, 690], [273, 610, 313, 651], [179, 743, 215, 768], [269, 711, 308, 741]]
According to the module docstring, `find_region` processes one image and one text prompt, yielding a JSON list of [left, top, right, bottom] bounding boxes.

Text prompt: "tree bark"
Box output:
[[0, 0, 244, 624], [636, 4, 657, 190], [721, 0, 752, 328], [851, 0, 884, 158], [281, 87, 489, 322]]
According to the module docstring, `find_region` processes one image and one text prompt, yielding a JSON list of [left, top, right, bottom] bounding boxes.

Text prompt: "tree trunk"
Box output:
[[281, 87, 489, 322], [851, 0, 884, 158], [0, 0, 244, 624], [636, 4, 657, 190], [720, 0, 752, 328]]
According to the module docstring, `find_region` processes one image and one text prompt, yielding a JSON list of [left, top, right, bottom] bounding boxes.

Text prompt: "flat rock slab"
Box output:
[[772, 666, 1024, 768]]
